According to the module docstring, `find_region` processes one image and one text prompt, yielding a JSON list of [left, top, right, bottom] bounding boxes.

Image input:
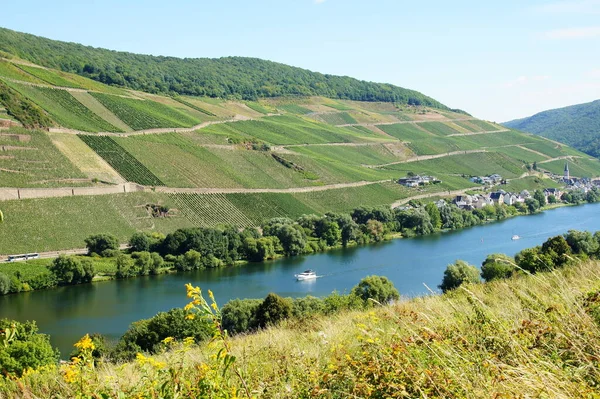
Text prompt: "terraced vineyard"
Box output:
[[79, 135, 164, 186], [169, 193, 255, 227], [0, 60, 45, 83], [417, 121, 462, 136], [0, 128, 87, 187], [90, 93, 200, 130], [318, 112, 357, 125], [539, 157, 600, 177], [377, 123, 434, 141], [7, 83, 123, 132]]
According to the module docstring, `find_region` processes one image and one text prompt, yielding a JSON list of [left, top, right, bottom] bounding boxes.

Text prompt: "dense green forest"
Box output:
[[504, 99, 600, 158], [0, 27, 455, 109]]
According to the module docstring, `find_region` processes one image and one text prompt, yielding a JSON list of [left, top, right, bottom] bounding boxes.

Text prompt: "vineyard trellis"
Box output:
[[80, 135, 164, 186]]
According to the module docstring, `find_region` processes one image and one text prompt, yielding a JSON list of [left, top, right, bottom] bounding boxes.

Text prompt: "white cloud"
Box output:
[[502, 75, 550, 88], [588, 68, 600, 78], [544, 26, 600, 39], [537, 0, 600, 14]]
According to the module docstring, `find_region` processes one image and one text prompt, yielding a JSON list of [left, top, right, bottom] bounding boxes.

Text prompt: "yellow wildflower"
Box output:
[[183, 336, 195, 346], [186, 314, 195, 320], [74, 334, 95, 352], [162, 336, 175, 345], [208, 289, 215, 301], [211, 302, 218, 311]]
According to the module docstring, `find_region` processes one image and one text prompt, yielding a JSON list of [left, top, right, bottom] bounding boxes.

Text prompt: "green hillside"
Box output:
[[503, 99, 600, 157], [0, 27, 456, 109]]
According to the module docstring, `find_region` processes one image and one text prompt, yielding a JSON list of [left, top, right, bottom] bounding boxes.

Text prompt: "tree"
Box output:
[[541, 235, 571, 267], [480, 254, 516, 282], [314, 218, 341, 246], [222, 298, 262, 334], [351, 275, 400, 306], [364, 219, 385, 242], [547, 194, 557, 204], [515, 246, 554, 273], [525, 198, 540, 214], [0, 273, 10, 295], [439, 260, 480, 292], [85, 233, 119, 256], [565, 230, 599, 255], [48, 255, 95, 285], [533, 190, 546, 207], [115, 254, 134, 278], [173, 250, 202, 271], [0, 319, 59, 377], [129, 232, 150, 252], [265, 223, 306, 256], [425, 202, 442, 229], [256, 293, 292, 328]]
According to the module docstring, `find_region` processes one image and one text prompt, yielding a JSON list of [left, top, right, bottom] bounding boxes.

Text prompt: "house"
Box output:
[[472, 194, 493, 209], [398, 175, 440, 187], [543, 188, 562, 199], [453, 194, 473, 210], [489, 192, 505, 205], [503, 194, 518, 206]]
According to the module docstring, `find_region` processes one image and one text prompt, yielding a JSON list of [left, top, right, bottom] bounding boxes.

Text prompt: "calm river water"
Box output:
[[1, 203, 599, 356]]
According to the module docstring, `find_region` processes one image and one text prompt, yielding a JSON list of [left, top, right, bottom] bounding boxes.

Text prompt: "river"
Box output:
[[1, 203, 599, 356]]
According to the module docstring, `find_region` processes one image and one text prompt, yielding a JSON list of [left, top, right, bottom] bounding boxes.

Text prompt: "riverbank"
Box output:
[[0, 198, 584, 298], [4, 254, 600, 397]]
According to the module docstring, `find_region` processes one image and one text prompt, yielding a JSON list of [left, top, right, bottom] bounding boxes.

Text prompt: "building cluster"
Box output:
[[469, 174, 503, 185], [450, 188, 563, 210], [397, 175, 441, 187]]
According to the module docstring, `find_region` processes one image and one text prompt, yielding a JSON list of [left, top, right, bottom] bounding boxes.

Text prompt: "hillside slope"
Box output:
[[503, 99, 600, 157], [0, 27, 455, 108]]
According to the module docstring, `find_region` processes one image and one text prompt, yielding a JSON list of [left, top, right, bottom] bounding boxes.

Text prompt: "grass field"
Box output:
[[80, 135, 164, 186], [116, 134, 311, 188], [452, 120, 482, 132], [467, 119, 500, 131], [48, 133, 124, 183], [0, 129, 87, 187], [7, 83, 123, 132], [377, 123, 434, 141], [90, 93, 200, 130], [169, 193, 255, 227], [244, 102, 272, 115], [277, 104, 313, 115], [501, 175, 561, 192], [492, 145, 549, 163]]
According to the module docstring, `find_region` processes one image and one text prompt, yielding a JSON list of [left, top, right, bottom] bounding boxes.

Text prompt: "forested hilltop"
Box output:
[[504, 99, 600, 158], [0, 27, 455, 109]]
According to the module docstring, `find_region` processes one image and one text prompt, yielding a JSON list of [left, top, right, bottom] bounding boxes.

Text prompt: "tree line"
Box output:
[[0, 27, 457, 109]]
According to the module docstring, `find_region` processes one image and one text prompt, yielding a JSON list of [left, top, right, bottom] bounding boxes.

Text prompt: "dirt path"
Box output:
[[0, 180, 393, 201], [368, 149, 488, 168], [446, 129, 509, 137], [337, 118, 477, 128], [537, 155, 583, 164]]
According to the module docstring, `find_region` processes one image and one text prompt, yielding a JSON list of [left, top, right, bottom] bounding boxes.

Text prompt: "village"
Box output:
[[398, 162, 600, 210]]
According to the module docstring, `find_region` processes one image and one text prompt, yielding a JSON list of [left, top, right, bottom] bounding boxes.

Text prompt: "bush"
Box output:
[[0, 272, 10, 295], [129, 232, 150, 252], [112, 308, 212, 361], [222, 299, 262, 335], [48, 255, 95, 285], [439, 260, 480, 292], [480, 254, 516, 282], [256, 293, 292, 328], [85, 233, 120, 256], [351, 275, 400, 306], [0, 319, 59, 377]]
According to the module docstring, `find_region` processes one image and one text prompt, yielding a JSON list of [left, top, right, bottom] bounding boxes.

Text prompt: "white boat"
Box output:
[[295, 269, 317, 280], [511, 235, 521, 240]]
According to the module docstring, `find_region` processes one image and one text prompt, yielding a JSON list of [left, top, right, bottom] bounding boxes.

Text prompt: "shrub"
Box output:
[[351, 275, 400, 306], [0, 273, 10, 295], [439, 260, 480, 292], [256, 293, 292, 328], [480, 254, 516, 282], [222, 298, 262, 334], [48, 255, 95, 285], [0, 319, 59, 377], [129, 232, 150, 252], [85, 233, 119, 256]]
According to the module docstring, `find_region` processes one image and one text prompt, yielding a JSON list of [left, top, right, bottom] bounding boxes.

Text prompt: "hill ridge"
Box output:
[[0, 27, 459, 110]]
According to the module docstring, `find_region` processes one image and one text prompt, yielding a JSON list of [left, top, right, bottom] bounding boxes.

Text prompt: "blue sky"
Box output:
[[2, 0, 599, 121]]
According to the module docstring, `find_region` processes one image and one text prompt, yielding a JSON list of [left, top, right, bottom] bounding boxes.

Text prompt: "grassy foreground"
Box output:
[[4, 260, 600, 398]]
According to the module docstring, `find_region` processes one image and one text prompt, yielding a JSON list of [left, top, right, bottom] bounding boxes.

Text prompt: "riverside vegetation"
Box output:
[[3, 229, 600, 397], [3, 187, 599, 296]]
